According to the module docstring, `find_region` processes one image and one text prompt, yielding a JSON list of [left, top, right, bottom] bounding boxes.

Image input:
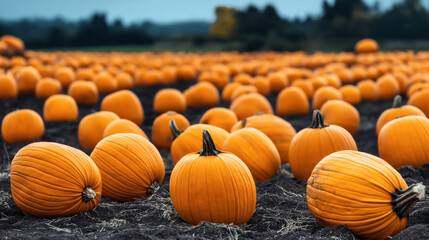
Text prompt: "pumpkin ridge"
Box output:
[[213, 158, 230, 222], [413, 119, 429, 164]]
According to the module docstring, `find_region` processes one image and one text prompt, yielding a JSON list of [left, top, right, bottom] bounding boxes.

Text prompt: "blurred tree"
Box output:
[[210, 6, 236, 38]]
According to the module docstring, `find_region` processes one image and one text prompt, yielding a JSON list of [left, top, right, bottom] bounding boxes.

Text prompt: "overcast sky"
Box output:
[[0, 0, 404, 24]]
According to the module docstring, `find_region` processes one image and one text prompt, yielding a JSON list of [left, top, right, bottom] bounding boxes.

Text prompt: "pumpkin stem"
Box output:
[[309, 110, 328, 128], [242, 118, 247, 128], [199, 130, 221, 156], [170, 120, 184, 139], [392, 95, 402, 108], [147, 181, 160, 196], [391, 182, 425, 219], [82, 187, 97, 202]]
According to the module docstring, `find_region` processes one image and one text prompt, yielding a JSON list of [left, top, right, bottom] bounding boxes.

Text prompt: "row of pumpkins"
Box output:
[[1, 37, 428, 240]]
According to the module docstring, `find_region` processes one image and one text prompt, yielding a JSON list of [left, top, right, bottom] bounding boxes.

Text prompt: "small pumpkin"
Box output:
[[152, 111, 190, 149], [223, 128, 280, 182], [376, 74, 400, 100], [161, 66, 178, 84], [54, 66, 76, 88], [307, 150, 425, 240], [408, 89, 429, 117], [379, 115, 429, 168], [276, 86, 309, 116], [312, 86, 342, 110], [35, 78, 62, 99], [16, 67, 41, 94], [137, 69, 163, 86], [339, 85, 362, 105], [92, 72, 118, 94], [116, 72, 134, 89], [233, 73, 252, 85], [177, 65, 197, 81], [357, 79, 379, 101], [43, 94, 79, 122], [222, 82, 241, 102], [320, 100, 360, 135], [267, 72, 288, 93], [76, 68, 94, 81], [292, 79, 314, 99], [199, 107, 238, 132], [67, 80, 99, 105], [355, 38, 379, 53], [184, 81, 219, 108], [170, 120, 229, 164], [103, 119, 148, 139], [170, 130, 256, 225], [407, 82, 429, 97], [289, 110, 357, 180], [101, 90, 144, 125], [0, 73, 18, 99], [153, 88, 186, 114], [1, 109, 44, 144], [78, 111, 120, 150], [376, 95, 425, 135], [252, 76, 271, 96], [91, 133, 165, 202], [230, 93, 273, 120], [11, 142, 102, 217]]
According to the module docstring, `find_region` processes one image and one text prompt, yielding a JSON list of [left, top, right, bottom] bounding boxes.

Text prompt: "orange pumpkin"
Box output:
[[320, 100, 360, 135], [92, 72, 118, 94], [233, 73, 252, 85], [324, 74, 341, 88], [153, 88, 186, 114], [161, 66, 178, 84], [230, 85, 258, 101], [312, 86, 342, 110], [54, 66, 76, 88], [116, 72, 134, 89], [355, 38, 379, 53], [67, 80, 99, 105], [392, 71, 410, 94], [379, 115, 429, 168], [76, 68, 94, 81], [307, 150, 425, 240], [43, 94, 78, 121], [407, 82, 429, 97], [377, 74, 400, 100], [289, 110, 357, 180], [231, 114, 296, 163], [230, 93, 273, 120], [267, 72, 288, 93], [408, 89, 429, 117], [376, 95, 425, 135], [16, 67, 41, 94], [78, 111, 120, 150], [91, 133, 165, 202], [252, 76, 271, 96], [310, 76, 327, 90], [101, 90, 144, 125], [152, 111, 190, 149], [137, 69, 163, 86], [170, 121, 229, 164], [35, 78, 62, 99], [177, 65, 197, 81], [170, 130, 256, 225], [199, 107, 238, 132], [0, 73, 18, 99], [357, 79, 379, 101], [223, 128, 280, 182], [222, 82, 241, 102], [11, 142, 102, 217], [292, 79, 314, 99], [276, 86, 309, 116], [1, 109, 44, 144], [339, 85, 361, 105], [184, 81, 219, 108], [103, 119, 148, 139]]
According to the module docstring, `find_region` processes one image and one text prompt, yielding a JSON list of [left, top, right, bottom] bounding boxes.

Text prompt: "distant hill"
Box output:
[[142, 21, 211, 36]]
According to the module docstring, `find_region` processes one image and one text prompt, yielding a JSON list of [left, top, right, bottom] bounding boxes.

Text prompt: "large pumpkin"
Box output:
[[289, 110, 357, 180], [11, 142, 102, 217], [307, 150, 425, 240], [90, 133, 165, 202], [170, 130, 256, 225], [378, 115, 429, 168]]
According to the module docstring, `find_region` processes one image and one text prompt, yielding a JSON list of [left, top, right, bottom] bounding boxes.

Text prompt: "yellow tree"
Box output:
[[210, 6, 236, 38]]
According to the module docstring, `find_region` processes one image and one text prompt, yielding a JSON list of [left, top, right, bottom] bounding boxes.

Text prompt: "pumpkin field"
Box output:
[[1, 35, 429, 240]]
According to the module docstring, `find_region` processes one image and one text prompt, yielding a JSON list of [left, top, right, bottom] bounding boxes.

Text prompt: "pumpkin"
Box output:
[[170, 120, 229, 164], [10, 142, 102, 217], [310, 76, 327, 90], [357, 79, 379, 101], [152, 111, 190, 149], [230, 93, 273, 120], [67, 80, 99, 105], [161, 66, 178, 84], [177, 65, 197, 81], [78, 111, 120, 150], [16, 67, 41, 94], [0, 73, 18, 99], [233, 73, 252, 85], [54, 66, 76, 88], [76, 68, 94, 81], [252, 76, 271, 96], [223, 128, 280, 182], [339, 85, 361, 105], [0, 35, 24, 55], [312, 86, 342, 110], [153, 88, 186, 114], [116, 72, 134, 89], [198, 71, 221, 87], [90, 133, 165, 202], [276, 86, 309, 116], [199, 107, 238, 132], [92, 72, 118, 94], [376, 74, 400, 100], [184, 81, 219, 108], [10, 56, 26, 67], [307, 150, 425, 240], [103, 119, 148, 139], [1, 109, 44, 144], [408, 89, 429, 117], [101, 90, 144, 125], [43, 94, 79, 121], [231, 114, 296, 163], [392, 71, 410, 94], [230, 85, 258, 101], [376, 95, 425, 135], [292, 79, 314, 99], [170, 130, 256, 225], [222, 82, 241, 102], [320, 100, 360, 135], [267, 72, 288, 93], [379, 115, 429, 168], [355, 38, 379, 53], [35, 78, 62, 99], [289, 110, 357, 180], [407, 82, 429, 97], [137, 69, 163, 86], [324, 74, 341, 88]]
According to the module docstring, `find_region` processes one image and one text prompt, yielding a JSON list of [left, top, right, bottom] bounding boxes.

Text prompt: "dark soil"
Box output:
[[1, 81, 429, 240]]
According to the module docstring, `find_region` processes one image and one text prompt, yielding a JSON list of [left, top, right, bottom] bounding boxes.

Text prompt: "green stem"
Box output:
[[392, 95, 402, 108]]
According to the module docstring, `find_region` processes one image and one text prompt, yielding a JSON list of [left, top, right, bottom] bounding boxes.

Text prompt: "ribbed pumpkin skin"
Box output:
[[376, 104, 425, 135], [170, 152, 256, 225], [10, 142, 102, 217], [152, 112, 190, 149], [90, 133, 165, 202], [378, 116, 429, 169], [223, 128, 281, 182], [103, 119, 148, 139], [307, 150, 408, 240], [171, 124, 229, 164], [199, 107, 238, 132], [230, 93, 273, 120]]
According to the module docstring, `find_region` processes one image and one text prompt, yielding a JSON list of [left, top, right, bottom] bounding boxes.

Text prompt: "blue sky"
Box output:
[[0, 0, 398, 24]]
